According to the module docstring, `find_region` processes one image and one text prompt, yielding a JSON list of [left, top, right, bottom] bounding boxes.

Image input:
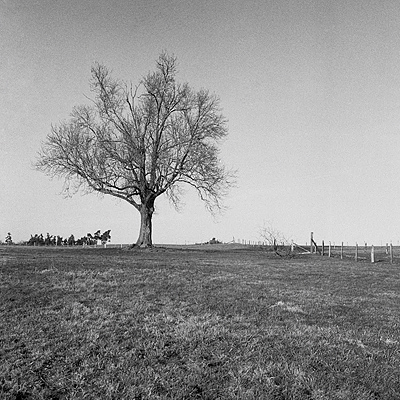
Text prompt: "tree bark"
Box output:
[[134, 200, 154, 247]]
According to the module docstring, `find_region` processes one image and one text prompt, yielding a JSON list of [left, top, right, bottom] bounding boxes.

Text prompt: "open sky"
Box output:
[[3, 0, 400, 246]]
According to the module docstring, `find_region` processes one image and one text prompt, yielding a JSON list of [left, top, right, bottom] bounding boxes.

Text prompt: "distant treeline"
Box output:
[[26, 230, 111, 246]]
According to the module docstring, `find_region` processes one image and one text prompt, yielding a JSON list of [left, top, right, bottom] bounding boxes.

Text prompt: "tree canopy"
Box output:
[[36, 52, 235, 247]]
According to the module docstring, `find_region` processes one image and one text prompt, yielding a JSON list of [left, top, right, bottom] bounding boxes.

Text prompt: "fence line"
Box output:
[[315, 237, 396, 264]]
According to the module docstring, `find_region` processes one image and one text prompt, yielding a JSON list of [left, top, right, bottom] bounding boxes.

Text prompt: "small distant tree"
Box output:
[[260, 223, 292, 257], [100, 230, 111, 245], [27, 235, 35, 246], [86, 233, 96, 245], [44, 233, 52, 246], [35, 52, 235, 248], [67, 234, 75, 246], [5, 233, 13, 245], [56, 236, 63, 246], [92, 230, 101, 244]]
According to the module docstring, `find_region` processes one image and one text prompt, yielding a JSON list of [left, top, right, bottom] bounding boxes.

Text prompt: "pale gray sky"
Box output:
[[2, 0, 400, 245]]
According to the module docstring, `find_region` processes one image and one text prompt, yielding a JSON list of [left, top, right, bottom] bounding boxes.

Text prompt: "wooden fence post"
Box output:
[[341, 242, 344, 259], [328, 241, 331, 257], [390, 243, 393, 264], [322, 240, 325, 256], [310, 232, 314, 254], [355, 243, 358, 262], [371, 245, 375, 263]]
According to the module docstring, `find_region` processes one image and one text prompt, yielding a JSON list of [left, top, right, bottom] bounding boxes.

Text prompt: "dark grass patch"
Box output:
[[1, 246, 399, 399]]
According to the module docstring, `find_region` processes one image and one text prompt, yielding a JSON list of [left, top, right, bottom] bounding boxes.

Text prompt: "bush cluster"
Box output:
[[196, 237, 222, 245], [26, 230, 111, 246]]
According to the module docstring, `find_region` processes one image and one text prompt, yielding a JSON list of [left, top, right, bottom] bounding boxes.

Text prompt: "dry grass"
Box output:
[[0, 245, 399, 399]]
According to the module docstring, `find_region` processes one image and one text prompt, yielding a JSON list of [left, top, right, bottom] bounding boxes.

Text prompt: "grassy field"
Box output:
[[1, 245, 399, 399]]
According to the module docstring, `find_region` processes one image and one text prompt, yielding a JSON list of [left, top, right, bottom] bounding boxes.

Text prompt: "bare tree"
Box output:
[[35, 52, 235, 247], [259, 223, 292, 256]]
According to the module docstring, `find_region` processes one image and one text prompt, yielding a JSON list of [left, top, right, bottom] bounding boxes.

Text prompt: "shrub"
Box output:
[[5, 232, 13, 245]]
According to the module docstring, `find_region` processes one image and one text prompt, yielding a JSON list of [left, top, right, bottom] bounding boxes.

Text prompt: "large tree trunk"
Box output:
[[135, 201, 154, 247]]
